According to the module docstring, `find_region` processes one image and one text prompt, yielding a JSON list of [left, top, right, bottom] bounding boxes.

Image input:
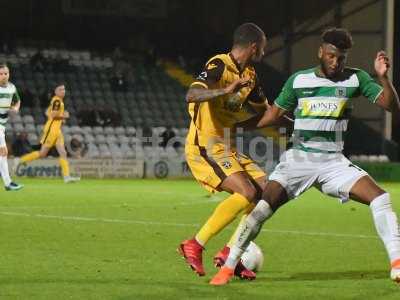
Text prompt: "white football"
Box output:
[[241, 241, 264, 272]]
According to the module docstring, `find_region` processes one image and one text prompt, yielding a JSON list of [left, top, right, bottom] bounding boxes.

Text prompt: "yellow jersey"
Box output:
[[186, 53, 266, 147], [43, 96, 65, 133]]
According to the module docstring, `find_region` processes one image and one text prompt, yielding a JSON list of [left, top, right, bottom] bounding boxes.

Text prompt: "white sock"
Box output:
[[0, 156, 12, 186], [225, 200, 273, 269], [370, 193, 400, 263]]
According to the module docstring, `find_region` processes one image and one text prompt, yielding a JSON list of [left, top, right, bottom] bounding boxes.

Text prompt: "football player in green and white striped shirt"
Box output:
[[210, 28, 400, 285], [0, 63, 23, 191]]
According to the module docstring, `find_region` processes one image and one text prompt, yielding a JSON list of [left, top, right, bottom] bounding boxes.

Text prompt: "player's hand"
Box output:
[[9, 106, 19, 114], [374, 51, 390, 78], [224, 76, 251, 94], [63, 111, 70, 118]]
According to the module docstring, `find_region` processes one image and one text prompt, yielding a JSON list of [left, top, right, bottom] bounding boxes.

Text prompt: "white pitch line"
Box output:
[[0, 198, 221, 210], [0, 211, 378, 240], [0, 211, 197, 228]]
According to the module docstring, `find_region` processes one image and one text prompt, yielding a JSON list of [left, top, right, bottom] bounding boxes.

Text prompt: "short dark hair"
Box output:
[[0, 62, 9, 69], [51, 83, 65, 97], [233, 23, 265, 47], [321, 28, 353, 50]]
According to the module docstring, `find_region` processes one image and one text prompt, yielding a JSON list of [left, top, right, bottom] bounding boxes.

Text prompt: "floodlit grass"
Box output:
[[1, 178, 400, 299]]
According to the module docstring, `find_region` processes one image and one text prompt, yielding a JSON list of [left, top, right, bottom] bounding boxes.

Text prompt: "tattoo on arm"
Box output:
[[186, 87, 228, 103]]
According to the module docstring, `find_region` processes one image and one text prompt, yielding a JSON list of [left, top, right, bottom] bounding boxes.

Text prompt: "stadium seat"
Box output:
[[95, 134, 106, 145], [84, 133, 95, 143], [25, 123, 36, 134], [104, 126, 115, 135], [72, 134, 84, 143], [63, 126, 71, 134], [118, 135, 130, 144], [114, 126, 126, 135], [9, 114, 23, 124], [5, 123, 12, 132], [106, 135, 118, 145], [81, 126, 93, 134], [125, 126, 136, 136], [99, 144, 112, 158], [93, 126, 104, 135], [70, 126, 83, 135], [86, 143, 100, 158], [27, 133, 38, 144], [13, 123, 25, 133]]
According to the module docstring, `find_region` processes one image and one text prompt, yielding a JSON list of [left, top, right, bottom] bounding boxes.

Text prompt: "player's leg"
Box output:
[[19, 136, 52, 164], [216, 154, 266, 252], [210, 180, 288, 285], [55, 137, 80, 183], [210, 174, 266, 280], [213, 173, 266, 277], [211, 149, 314, 284], [180, 171, 260, 276], [0, 129, 23, 191], [349, 175, 400, 282], [19, 148, 42, 163], [317, 156, 400, 283], [179, 145, 264, 276], [195, 171, 259, 246]]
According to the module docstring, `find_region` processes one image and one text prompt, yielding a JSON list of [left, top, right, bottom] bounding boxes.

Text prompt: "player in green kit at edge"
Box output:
[[210, 28, 400, 285]]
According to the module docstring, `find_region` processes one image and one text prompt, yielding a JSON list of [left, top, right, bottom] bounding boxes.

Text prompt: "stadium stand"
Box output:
[[2, 43, 190, 159]]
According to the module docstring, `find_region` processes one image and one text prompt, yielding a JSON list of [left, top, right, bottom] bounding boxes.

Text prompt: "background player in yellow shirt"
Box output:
[[17, 84, 80, 183], [178, 23, 269, 279]]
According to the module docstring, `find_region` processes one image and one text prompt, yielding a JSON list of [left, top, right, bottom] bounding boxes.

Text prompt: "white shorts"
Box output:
[[0, 126, 6, 148], [269, 149, 368, 203]]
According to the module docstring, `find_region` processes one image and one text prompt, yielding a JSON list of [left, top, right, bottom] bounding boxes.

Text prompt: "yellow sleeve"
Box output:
[[190, 58, 225, 89]]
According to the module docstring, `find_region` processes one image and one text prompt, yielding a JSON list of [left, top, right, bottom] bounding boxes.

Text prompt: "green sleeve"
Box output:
[[12, 87, 21, 102], [356, 69, 383, 103], [274, 74, 297, 111]]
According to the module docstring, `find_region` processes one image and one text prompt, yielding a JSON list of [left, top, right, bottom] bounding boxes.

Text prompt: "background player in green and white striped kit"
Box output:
[[210, 28, 400, 285], [0, 63, 23, 191]]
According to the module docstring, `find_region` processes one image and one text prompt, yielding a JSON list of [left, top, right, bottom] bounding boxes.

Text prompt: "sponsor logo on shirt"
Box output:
[[221, 161, 232, 169], [301, 99, 347, 117], [335, 87, 347, 97], [197, 71, 207, 81]]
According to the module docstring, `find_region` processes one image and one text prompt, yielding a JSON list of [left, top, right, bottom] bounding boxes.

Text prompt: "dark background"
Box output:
[[0, 0, 399, 152]]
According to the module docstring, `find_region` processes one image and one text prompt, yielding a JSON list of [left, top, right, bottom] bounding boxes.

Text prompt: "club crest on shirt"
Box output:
[[197, 71, 207, 80], [221, 161, 232, 169], [335, 87, 346, 97]]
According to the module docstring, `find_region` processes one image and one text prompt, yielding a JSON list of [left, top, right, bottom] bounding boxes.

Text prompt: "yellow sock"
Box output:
[[195, 193, 250, 246], [20, 151, 40, 163], [227, 202, 255, 247], [59, 158, 70, 177]]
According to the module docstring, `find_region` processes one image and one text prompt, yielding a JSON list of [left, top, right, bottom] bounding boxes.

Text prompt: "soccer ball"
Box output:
[[241, 241, 264, 272]]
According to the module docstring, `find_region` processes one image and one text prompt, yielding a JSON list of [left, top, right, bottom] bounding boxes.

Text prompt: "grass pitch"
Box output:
[[1, 178, 400, 299]]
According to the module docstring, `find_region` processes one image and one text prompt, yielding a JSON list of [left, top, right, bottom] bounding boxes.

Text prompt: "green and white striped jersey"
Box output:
[[0, 82, 20, 128], [275, 67, 383, 153]]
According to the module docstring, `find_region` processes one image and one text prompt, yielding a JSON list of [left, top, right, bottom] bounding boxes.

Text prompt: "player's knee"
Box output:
[[0, 148, 7, 156], [39, 151, 47, 158], [239, 185, 257, 202], [262, 181, 288, 212], [370, 192, 391, 210]]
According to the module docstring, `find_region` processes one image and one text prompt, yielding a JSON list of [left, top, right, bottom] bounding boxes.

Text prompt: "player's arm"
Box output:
[[246, 74, 270, 113], [373, 51, 400, 113], [235, 105, 287, 130], [47, 99, 69, 120], [49, 111, 69, 120], [186, 78, 250, 103], [9, 89, 21, 113], [185, 58, 249, 103], [236, 74, 297, 130]]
